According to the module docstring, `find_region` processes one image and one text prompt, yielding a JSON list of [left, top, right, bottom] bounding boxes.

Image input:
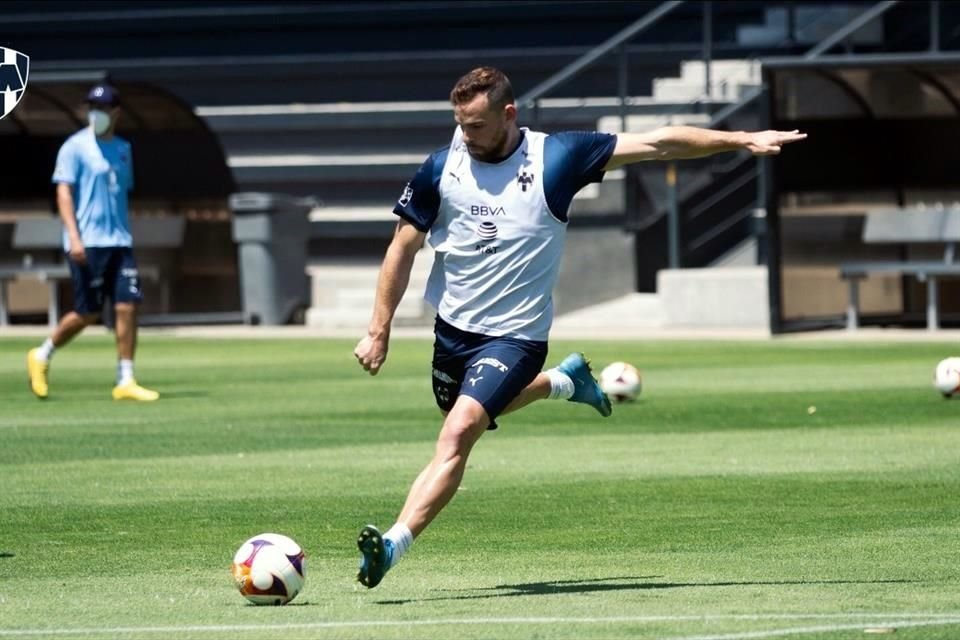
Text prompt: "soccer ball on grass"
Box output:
[[934, 357, 960, 398], [599, 361, 642, 403], [231, 533, 306, 605]]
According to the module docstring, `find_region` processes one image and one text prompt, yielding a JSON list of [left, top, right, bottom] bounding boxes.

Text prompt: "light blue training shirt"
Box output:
[[52, 127, 134, 250]]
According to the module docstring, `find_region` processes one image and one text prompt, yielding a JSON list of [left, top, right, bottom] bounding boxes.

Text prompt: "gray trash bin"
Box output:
[[230, 192, 315, 325]]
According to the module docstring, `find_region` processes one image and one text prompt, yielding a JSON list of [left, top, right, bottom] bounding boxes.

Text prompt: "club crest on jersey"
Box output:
[[0, 47, 29, 120], [517, 171, 535, 192]]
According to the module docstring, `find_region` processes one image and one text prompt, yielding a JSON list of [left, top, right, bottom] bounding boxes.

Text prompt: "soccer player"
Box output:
[[26, 83, 159, 402], [353, 67, 805, 588]]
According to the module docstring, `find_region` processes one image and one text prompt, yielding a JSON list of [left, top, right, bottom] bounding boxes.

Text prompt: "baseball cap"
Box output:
[[86, 84, 120, 107]]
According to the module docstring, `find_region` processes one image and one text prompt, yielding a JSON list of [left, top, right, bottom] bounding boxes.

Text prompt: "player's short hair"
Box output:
[[450, 67, 515, 109]]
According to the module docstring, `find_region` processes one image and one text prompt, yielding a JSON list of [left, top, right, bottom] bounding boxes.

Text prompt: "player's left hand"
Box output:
[[745, 129, 807, 155]]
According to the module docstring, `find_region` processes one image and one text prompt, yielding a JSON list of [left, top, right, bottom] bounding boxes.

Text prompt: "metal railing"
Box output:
[[804, 1, 901, 59], [513, 0, 943, 272], [518, 0, 686, 128], [663, 0, 908, 269]]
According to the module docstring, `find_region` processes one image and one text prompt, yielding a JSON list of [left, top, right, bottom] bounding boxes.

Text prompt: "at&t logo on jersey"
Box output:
[[475, 221, 499, 254], [0, 47, 29, 120], [476, 221, 498, 241]]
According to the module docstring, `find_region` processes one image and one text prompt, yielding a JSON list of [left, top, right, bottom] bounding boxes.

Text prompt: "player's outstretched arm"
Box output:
[[354, 219, 426, 376], [602, 126, 807, 170]]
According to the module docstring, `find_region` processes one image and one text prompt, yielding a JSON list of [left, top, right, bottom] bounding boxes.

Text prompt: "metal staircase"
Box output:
[[623, 1, 908, 292]]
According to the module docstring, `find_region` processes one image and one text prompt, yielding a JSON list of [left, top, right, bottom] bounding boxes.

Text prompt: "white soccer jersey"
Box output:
[[395, 126, 616, 341]]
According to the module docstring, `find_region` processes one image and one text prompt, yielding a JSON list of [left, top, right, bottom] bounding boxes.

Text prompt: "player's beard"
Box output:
[[467, 126, 511, 163]]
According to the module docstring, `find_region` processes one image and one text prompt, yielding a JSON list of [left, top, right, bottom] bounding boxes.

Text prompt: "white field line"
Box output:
[[2, 613, 960, 637], [667, 617, 960, 640]]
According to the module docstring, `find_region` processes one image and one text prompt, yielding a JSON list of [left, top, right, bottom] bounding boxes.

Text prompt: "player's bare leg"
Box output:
[[27, 311, 96, 399], [501, 373, 550, 414], [114, 302, 137, 361], [358, 396, 489, 588], [52, 311, 95, 347], [111, 302, 158, 401], [505, 353, 612, 417], [399, 396, 489, 534]]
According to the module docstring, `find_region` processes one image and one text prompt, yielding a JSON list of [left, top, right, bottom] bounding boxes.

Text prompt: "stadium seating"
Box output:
[[840, 207, 960, 330], [0, 217, 181, 325], [4, 1, 956, 327]]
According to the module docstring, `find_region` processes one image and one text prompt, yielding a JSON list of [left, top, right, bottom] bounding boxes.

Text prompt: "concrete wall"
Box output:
[[657, 266, 770, 330], [555, 227, 637, 314]]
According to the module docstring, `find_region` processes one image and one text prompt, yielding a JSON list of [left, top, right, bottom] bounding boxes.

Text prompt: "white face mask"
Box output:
[[88, 109, 111, 135]]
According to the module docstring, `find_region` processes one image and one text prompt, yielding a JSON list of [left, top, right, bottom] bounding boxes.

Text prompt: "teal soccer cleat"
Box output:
[[357, 525, 393, 589], [557, 352, 612, 417]]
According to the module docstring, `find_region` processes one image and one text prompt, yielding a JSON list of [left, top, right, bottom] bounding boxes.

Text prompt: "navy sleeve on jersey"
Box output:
[[392, 146, 449, 232], [542, 131, 617, 222]]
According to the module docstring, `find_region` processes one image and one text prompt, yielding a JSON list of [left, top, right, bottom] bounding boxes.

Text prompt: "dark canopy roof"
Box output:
[[763, 53, 960, 192], [0, 72, 234, 200]]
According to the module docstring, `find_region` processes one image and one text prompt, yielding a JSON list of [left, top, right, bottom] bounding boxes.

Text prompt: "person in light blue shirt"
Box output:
[[351, 67, 806, 589], [26, 83, 159, 402]]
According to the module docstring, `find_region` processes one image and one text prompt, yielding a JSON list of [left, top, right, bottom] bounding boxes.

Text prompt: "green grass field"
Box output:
[[2, 335, 960, 639]]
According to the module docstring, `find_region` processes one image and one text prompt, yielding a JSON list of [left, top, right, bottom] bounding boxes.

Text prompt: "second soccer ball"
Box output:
[[599, 361, 642, 403], [934, 357, 960, 398]]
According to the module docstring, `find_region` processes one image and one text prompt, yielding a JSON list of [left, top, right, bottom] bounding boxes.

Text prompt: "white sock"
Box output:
[[117, 359, 135, 385], [545, 368, 574, 400], [36, 338, 55, 362], [383, 523, 414, 569]]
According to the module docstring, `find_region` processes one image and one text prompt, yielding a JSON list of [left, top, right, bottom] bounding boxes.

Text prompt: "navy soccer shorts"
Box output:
[[68, 246, 143, 315], [431, 316, 548, 429]]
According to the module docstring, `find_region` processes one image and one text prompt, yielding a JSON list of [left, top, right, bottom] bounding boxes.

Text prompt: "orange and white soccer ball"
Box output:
[[231, 533, 306, 605], [599, 361, 642, 403], [934, 357, 960, 398]]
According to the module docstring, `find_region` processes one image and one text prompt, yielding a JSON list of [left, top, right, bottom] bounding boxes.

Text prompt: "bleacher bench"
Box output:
[[0, 216, 184, 327], [839, 207, 960, 330]]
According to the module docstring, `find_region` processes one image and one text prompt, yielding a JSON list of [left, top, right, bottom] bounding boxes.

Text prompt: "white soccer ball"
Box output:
[[231, 533, 306, 605], [599, 361, 642, 403], [934, 357, 960, 398]]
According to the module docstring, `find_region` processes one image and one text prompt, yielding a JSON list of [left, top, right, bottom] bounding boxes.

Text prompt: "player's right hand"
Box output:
[[354, 334, 388, 376], [68, 238, 87, 264]]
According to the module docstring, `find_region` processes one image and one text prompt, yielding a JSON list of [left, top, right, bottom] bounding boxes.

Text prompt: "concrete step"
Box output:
[[304, 248, 434, 328], [652, 59, 760, 103], [596, 113, 711, 134], [657, 266, 770, 330], [677, 60, 760, 84], [737, 5, 884, 47], [552, 293, 666, 331], [198, 96, 715, 132]]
